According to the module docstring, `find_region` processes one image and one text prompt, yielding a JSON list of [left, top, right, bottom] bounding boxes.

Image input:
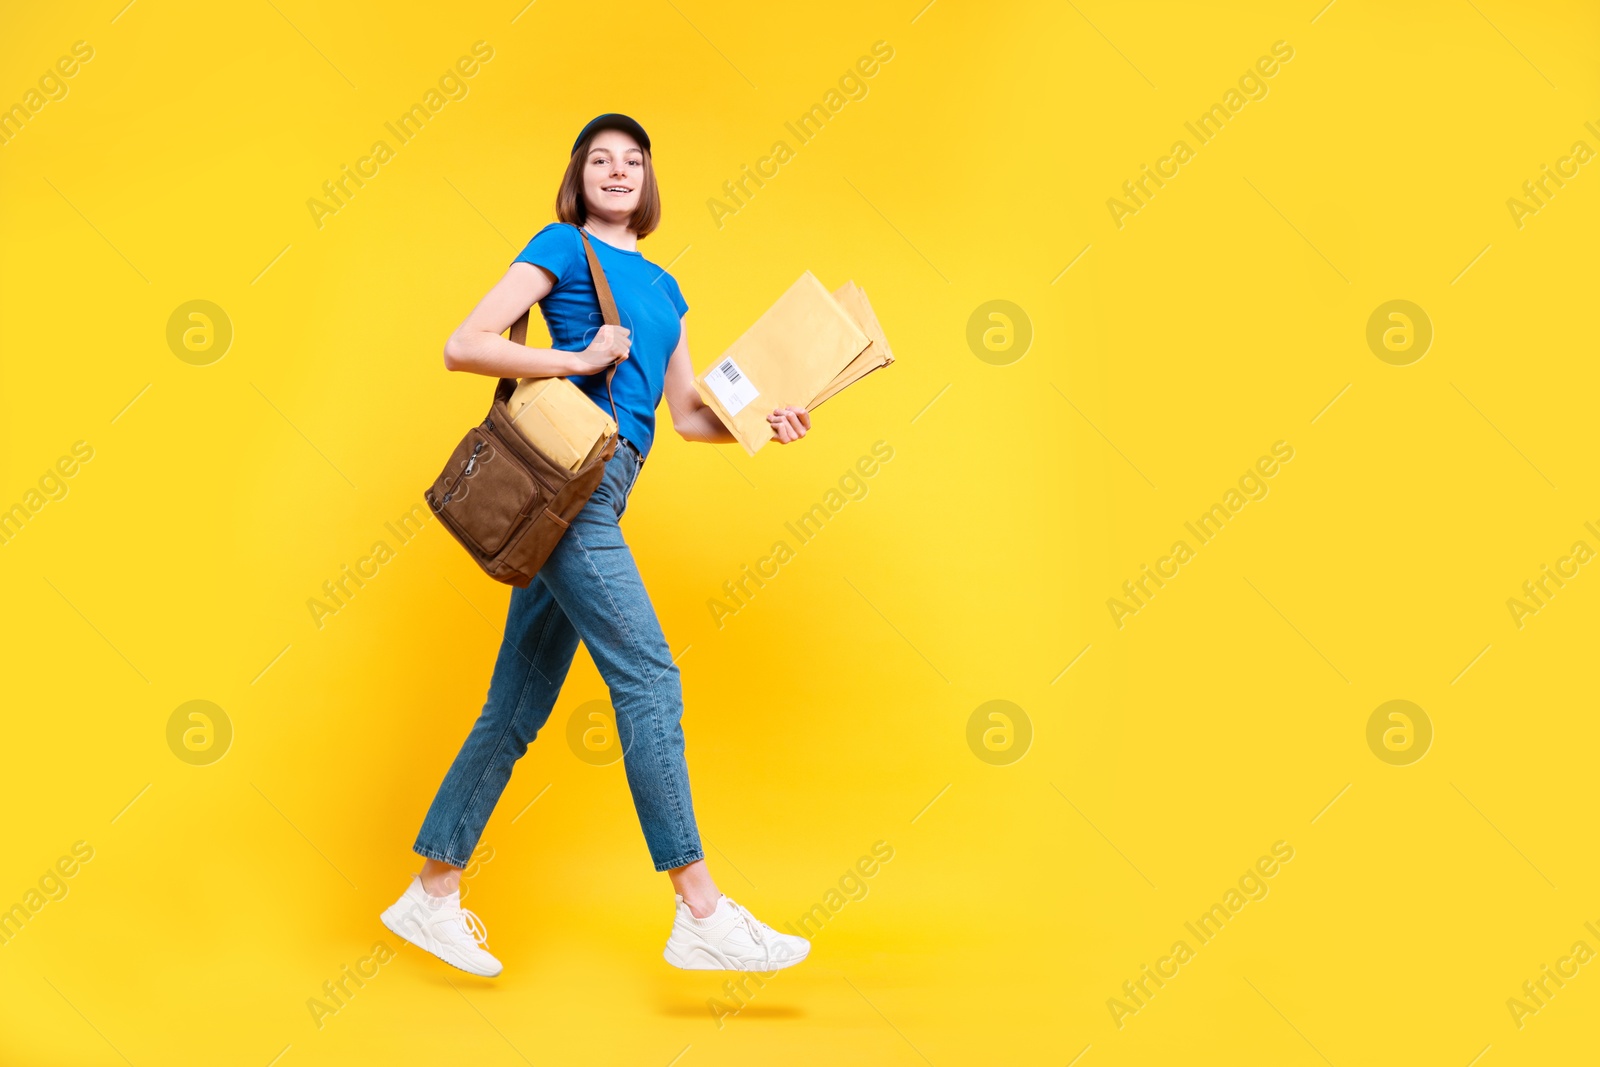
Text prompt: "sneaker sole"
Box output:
[[663, 937, 809, 972], [380, 907, 503, 978]]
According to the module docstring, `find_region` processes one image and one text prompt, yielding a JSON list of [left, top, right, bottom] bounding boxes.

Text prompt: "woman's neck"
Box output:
[[582, 217, 637, 252]]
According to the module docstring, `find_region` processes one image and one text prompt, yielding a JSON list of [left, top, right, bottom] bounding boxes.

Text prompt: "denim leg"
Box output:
[[413, 442, 703, 873], [536, 445, 705, 872], [413, 574, 582, 868]]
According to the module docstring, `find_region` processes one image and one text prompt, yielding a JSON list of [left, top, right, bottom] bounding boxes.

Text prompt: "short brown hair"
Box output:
[[556, 133, 661, 238]]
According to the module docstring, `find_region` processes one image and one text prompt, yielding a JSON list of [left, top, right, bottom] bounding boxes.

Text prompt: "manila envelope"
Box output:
[[506, 376, 617, 473], [810, 282, 894, 409], [694, 271, 869, 455]]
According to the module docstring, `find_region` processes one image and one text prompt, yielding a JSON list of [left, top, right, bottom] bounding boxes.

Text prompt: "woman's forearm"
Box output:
[[444, 328, 584, 379], [671, 393, 737, 443]]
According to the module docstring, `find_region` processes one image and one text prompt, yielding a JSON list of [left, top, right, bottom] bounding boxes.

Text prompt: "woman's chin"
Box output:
[[586, 202, 636, 222]]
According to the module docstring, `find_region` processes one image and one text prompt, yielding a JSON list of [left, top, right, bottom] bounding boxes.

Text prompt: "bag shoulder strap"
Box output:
[[501, 224, 622, 428], [577, 228, 620, 328], [576, 228, 622, 428]]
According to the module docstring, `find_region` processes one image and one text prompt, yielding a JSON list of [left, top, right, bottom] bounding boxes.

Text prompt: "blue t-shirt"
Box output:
[[512, 223, 688, 460]]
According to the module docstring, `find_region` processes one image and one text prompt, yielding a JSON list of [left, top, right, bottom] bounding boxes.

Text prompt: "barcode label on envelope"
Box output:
[[705, 357, 758, 416]]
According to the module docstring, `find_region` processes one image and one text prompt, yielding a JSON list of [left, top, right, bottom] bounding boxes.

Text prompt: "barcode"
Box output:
[[719, 359, 741, 383]]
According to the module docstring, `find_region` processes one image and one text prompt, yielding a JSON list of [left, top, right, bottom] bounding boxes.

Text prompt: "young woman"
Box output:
[[381, 114, 813, 977]]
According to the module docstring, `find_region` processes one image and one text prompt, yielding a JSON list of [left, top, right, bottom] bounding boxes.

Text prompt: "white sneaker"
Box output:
[[380, 875, 503, 978], [663, 894, 810, 971]]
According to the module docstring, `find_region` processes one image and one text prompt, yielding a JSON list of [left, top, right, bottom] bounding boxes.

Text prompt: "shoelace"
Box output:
[[723, 898, 776, 965], [458, 907, 491, 949], [728, 900, 766, 942]]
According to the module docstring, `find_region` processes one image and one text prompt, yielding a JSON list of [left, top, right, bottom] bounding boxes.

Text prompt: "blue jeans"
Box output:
[[414, 438, 704, 872]]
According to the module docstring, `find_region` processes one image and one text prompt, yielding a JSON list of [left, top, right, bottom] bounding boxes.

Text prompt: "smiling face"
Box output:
[[581, 129, 645, 223], [555, 126, 661, 237]]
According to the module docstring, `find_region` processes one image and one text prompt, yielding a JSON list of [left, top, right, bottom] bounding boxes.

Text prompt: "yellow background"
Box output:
[[2, 0, 1597, 1063]]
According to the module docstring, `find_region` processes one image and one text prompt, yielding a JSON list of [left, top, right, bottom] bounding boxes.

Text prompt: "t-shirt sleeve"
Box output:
[[512, 223, 580, 284], [662, 273, 689, 317]]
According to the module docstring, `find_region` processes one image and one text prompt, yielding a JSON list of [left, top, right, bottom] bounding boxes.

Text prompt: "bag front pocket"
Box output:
[[428, 426, 545, 558]]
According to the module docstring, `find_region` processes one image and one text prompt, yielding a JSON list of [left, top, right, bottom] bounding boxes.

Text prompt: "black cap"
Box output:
[[571, 113, 650, 156]]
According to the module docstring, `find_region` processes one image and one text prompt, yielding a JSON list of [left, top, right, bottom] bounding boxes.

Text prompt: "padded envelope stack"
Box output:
[[694, 272, 896, 455]]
